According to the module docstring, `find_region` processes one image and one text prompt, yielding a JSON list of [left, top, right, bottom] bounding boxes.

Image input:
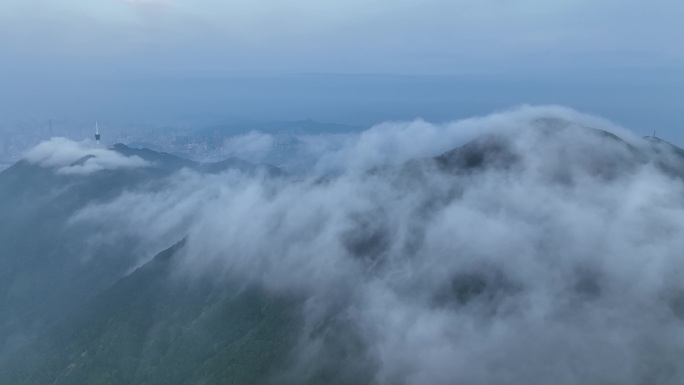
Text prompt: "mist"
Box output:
[[24, 137, 149, 175], [3, 0, 683, 381], [60, 106, 684, 384]]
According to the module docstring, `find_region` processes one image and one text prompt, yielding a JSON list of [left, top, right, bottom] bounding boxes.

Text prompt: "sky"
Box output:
[[3, 4, 684, 377], [0, 0, 682, 140]]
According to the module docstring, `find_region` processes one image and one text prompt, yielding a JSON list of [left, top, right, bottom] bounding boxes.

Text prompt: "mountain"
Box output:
[[110, 144, 283, 176], [383, 119, 684, 183], [3, 123, 684, 384], [0, 240, 369, 385], [644, 136, 684, 179], [0, 241, 301, 385], [0, 144, 283, 358]]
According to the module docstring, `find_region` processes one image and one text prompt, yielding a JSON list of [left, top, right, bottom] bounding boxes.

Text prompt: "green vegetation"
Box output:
[[0, 147, 284, 360], [0, 242, 302, 385]]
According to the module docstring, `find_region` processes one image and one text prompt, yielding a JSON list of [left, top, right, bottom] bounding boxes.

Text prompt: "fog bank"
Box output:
[[70, 106, 684, 384]]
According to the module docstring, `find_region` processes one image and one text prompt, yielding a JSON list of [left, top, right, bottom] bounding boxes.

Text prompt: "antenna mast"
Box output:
[[95, 122, 101, 144]]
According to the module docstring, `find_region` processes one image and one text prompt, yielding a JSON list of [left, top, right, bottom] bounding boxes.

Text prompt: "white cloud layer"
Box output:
[[220, 105, 638, 175], [23, 137, 149, 175], [221, 130, 275, 162], [69, 106, 684, 383]]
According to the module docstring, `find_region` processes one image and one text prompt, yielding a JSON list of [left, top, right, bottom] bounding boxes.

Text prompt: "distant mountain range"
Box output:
[[195, 120, 364, 137]]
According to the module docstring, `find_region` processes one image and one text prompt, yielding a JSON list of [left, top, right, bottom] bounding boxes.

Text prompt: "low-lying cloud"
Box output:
[[221, 130, 276, 162], [220, 105, 638, 175], [23, 137, 149, 175], [70, 106, 684, 384]]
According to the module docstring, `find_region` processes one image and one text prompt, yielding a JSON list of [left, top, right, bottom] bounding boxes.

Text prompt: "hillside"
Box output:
[[0, 238, 374, 385], [0, 144, 283, 358], [3, 122, 684, 384]]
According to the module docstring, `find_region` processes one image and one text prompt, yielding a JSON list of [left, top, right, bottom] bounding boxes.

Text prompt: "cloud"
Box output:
[[221, 130, 275, 162], [120, 0, 171, 7], [23, 137, 149, 175], [4, 0, 683, 76], [225, 105, 637, 175], [71, 106, 684, 383]]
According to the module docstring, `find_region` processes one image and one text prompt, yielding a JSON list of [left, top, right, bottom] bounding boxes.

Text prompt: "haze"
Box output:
[[2, 2, 684, 382], [0, 0, 682, 140]]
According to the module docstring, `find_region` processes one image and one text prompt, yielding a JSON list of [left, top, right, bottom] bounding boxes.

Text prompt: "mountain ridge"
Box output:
[[4, 122, 684, 383], [0, 144, 285, 359]]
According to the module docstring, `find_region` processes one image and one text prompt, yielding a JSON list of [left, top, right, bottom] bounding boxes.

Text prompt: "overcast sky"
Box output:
[[0, 0, 682, 139], [2, 0, 682, 74]]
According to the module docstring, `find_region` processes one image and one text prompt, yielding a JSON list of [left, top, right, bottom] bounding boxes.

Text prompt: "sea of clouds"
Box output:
[[29, 105, 684, 384]]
